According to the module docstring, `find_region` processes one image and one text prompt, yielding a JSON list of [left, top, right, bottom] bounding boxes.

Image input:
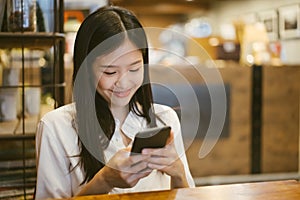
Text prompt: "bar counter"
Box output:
[[56, 180, 300, 200]]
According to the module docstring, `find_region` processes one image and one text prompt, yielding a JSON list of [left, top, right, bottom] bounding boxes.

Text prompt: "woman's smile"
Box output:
[[112, 88, 131, 98]]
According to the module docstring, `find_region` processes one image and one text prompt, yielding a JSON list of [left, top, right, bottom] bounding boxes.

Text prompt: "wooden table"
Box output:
[[61, 180, 300, 200]]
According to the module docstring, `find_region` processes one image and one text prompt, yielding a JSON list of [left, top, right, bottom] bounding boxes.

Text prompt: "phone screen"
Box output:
[[131, 126, 171, 154]]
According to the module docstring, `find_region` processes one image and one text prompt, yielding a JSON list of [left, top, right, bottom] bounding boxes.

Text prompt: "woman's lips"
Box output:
[[112, 89, 131, 98]]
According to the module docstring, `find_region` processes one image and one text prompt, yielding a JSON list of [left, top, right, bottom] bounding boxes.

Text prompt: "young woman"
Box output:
[[35, 6, 194, 199]]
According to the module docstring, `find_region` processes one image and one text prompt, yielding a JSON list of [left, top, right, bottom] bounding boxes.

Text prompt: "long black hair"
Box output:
[[72, 6, 155, 184]]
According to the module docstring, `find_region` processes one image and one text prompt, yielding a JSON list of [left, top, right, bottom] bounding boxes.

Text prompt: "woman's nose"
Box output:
[[115, 72, 129, 88]]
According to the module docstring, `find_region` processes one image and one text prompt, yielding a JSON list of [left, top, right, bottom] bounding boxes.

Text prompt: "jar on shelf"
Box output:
[[7, 0, 37, 32]]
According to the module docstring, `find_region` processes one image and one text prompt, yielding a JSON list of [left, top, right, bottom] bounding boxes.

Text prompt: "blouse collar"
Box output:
[[119, 110, 147, 140]]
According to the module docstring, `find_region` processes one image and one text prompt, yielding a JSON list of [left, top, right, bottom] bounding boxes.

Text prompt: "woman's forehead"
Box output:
[[94, 39, 142, 65]]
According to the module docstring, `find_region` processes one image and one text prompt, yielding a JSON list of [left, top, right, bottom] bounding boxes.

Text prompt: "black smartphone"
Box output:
[[131, 126, 171, 154]]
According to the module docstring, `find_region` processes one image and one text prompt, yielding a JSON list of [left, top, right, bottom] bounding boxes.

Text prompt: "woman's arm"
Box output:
[[76, 148, 152, 196], [36, 121, 152, 198], [75, 168, 112, 195], [35, 121, 74, 199]]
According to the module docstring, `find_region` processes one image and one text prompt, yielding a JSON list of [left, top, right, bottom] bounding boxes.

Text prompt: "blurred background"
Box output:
[[0, 0, 299, 199]]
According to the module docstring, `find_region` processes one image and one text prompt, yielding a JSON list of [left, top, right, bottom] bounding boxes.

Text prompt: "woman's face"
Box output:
[[93, 39, 144, 109]]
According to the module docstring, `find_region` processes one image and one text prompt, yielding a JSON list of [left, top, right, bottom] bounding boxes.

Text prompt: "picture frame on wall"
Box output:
[[257, 10, 279, 41], [278, 4, 300, 39]]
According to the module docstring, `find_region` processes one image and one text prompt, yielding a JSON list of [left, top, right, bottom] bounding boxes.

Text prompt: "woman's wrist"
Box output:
[[96, 167, 114, 193], [171, 172, 189, 188], [77, 168, 113, 196]]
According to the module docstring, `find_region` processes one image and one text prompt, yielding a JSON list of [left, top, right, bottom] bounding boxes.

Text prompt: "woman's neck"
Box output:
[[111, 105, 132, 146], [110, 105, 129, 125]]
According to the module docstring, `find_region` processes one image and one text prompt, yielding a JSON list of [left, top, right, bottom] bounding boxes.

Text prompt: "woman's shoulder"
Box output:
[[40, 103, 76, 129], [153, 103, 178, 117], [37, 103, 78, 148], [153, 103, 180, 125], [36, 103, 79, 161], [152, 103, 181, 138]]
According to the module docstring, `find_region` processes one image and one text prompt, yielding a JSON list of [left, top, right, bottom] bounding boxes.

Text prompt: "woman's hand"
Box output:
[[77, 148, 151, 196], [101, 148, 152, 189], [141, 131, 189, 188]]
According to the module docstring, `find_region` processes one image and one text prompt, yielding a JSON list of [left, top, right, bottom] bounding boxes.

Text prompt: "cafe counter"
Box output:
[[56, 180, 300, 200]]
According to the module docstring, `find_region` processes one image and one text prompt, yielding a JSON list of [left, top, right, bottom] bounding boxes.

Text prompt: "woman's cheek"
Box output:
[[97, 77, 112, 90], [135, 71, 144, 87]]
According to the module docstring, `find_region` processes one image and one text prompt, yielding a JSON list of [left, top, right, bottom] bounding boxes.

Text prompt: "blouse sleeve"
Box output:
[[172, 110, 195, 188], [35, 120, 73, 199], [155, 105, 195, 188]]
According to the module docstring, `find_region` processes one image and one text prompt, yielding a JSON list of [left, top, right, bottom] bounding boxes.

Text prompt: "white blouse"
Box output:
[[35, 103, 194, 200]]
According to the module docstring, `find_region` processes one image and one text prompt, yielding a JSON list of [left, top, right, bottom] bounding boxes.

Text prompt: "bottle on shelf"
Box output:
[[7, 0, 37, 32]]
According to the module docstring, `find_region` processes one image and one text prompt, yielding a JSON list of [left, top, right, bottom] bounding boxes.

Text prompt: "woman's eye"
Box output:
[[129, 67, 141, 72], [103, 71, 116, 75]]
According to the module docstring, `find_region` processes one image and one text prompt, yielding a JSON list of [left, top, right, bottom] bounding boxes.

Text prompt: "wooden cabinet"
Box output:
[[0, 1, 65, 199]]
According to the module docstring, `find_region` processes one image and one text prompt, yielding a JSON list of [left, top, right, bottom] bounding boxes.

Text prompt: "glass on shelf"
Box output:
[[7, 0, 37, 32], [0, 56, 18, 121], [0, 87, 18, 121]]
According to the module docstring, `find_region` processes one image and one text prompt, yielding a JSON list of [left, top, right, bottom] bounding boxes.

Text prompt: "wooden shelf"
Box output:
[[0, 2, 64, 198], [0, 134, 35, 140], [0, 104, 53, 139], [0, 83, 66, 89], [0, 32, 65, 49], [0, 115, 38, 138]]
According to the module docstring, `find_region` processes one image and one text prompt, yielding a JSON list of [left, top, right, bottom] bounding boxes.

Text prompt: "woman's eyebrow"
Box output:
[[129, 59, 143, 66], [99, 59, 143, 68], [99, 64, 118, 68]]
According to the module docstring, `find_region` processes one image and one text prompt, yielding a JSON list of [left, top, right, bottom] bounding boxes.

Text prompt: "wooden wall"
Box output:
[[149, 61, 300, 178], [189, 62, 252, 177], [262, 66, 300, 173]]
